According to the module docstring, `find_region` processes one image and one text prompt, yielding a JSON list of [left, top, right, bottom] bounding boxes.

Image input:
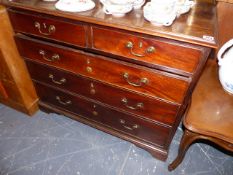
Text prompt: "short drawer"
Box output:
[[8, 9, 86, 47], [16, 35, 190, 104], [26, 60, 179, 126], [35, 82, 171, 147], [91, 27, 206, 75]]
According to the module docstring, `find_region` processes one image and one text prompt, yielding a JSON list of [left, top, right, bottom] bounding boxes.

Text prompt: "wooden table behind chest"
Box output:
[[3, 0, 218, 160]]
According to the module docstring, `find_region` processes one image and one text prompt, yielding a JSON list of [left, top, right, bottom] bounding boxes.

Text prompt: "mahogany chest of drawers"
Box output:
[[3, 0, 218, 160]]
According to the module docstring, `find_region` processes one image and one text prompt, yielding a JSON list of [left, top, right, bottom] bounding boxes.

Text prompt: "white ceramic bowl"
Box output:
[[143, 2, 176, 26], [133, 0, 145, 9], [103, 2, 133, 17], [175, 0, 194, 16], [110, 0, 135, 5], [217, 39, 233, 94], [145, 1, 175, 14]]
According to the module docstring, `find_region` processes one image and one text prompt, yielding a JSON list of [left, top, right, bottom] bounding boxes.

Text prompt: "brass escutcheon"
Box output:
[[86, 66, 93, 73], [90, 83, 95, 94], [90, 89, 96, 95], [92, 111, 98, 116]]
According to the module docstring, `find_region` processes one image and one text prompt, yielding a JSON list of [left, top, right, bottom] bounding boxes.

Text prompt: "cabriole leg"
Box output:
[[168, 130, 200, 171]]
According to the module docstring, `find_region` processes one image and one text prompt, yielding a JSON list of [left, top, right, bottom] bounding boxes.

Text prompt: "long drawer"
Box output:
[[26, 60, 179, 126], [35, 82, 171, 147], [16, 35, 190, 104], [91, 26, 206, 75], [8, 9, 87, 47]]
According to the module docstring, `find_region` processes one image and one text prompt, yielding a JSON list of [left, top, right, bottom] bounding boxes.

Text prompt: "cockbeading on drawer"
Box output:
[[8, 9, 87, 47], [91, 26, 206, 76], [35, 82, 172, 148], [16, 35, 190, 104], [26, 59, 180, 126]]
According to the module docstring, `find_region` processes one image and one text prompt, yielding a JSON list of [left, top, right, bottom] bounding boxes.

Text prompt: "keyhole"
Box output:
[[43, 23, 47, 29], [92, 104, 98, 116], [139, 42, 143, 48], [90, 83, 96, 94]]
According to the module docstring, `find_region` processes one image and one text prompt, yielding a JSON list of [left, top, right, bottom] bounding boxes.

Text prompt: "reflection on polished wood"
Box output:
[[184, 59, 233, 143], [168, 60, 233, 171], [1, 0, 218, 48], [217, 2, 233, 49], [184, 60, 233, 143]]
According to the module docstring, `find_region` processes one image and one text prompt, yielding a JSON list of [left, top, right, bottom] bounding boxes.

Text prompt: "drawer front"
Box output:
[[16, 36, 190, 104], [35, 82, 171, 147], [92, 27, 204, 75], [8, 10, 86, 47], [26, 60, 179, 126]]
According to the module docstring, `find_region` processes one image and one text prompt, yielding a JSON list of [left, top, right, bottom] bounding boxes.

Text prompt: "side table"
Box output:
[[168, 59, 233, 170]]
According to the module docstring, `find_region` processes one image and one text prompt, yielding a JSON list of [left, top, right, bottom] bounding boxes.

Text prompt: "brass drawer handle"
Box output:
[[56, 96, 72, 105], [119, 119, 140, 130], [39, 50, 60, 62], [49, 74, 66, 85], [125, 41, 155, 57], [123, 72, 148, 87], [121, 97, 144, 110], [34, 21, 56, 36]]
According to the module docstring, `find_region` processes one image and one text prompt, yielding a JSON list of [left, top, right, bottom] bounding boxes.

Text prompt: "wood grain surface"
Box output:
[[2, 0, 218, 48]]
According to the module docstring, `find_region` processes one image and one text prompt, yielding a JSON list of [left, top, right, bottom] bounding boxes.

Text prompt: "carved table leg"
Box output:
[[168, 129, 200, 171]]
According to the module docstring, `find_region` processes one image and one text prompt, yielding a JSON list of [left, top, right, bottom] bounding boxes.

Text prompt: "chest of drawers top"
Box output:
[[2, 0, 218, 48]]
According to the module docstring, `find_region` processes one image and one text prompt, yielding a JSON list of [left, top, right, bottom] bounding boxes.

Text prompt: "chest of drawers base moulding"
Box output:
[[39, 101, 169, 161], [5, 1, 218, 161]]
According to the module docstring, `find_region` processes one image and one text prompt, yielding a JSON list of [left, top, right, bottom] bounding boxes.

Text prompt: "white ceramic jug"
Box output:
[[217, 39, 233, 94]]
